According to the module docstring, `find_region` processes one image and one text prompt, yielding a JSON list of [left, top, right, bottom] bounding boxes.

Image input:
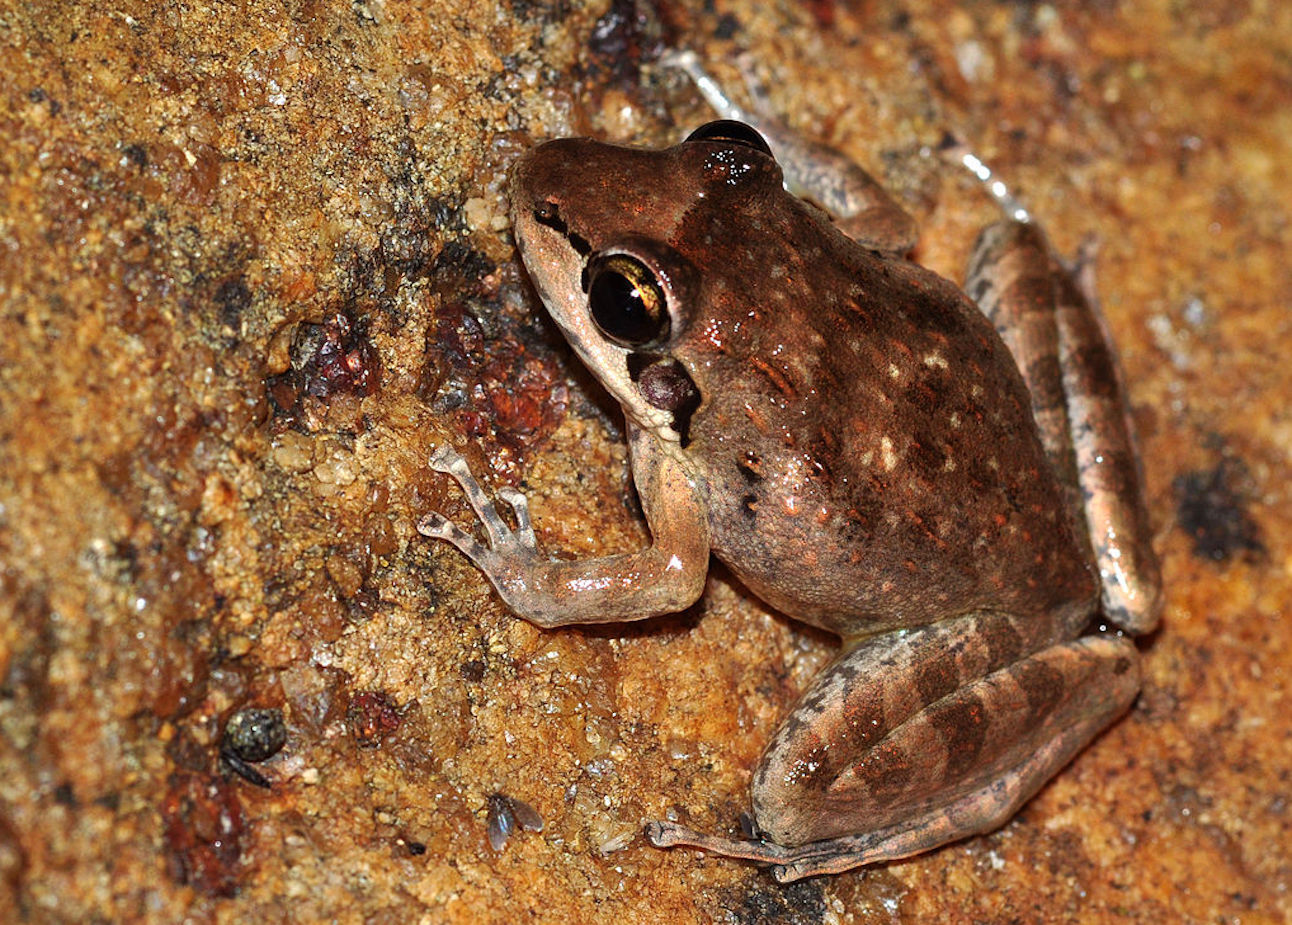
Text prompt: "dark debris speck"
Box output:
[[220, 707, 287, 789], [222, 707, 288, 763]]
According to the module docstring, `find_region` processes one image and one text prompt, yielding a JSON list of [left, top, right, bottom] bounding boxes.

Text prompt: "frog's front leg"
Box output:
[[419, 425, 710, 626], [648, 611, 1139, 882]]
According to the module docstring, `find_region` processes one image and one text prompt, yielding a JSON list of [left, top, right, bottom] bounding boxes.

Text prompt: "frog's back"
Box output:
[[676, 195, 1097, 637]]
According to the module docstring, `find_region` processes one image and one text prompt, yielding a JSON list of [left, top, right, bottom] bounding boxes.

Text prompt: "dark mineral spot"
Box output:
[[1173, 459, 1264, 563], [721, 877, 827, 925], [213, 275, 253, 328], [162, 773, 245, 898], [347, 691, 402, 747], [266, 310, 381, 426]]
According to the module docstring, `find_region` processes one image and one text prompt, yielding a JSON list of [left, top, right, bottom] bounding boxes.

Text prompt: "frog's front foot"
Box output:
[[418, 445, 540, 599]]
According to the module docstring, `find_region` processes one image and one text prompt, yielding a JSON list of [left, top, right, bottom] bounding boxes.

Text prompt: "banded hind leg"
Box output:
[[966, 222, 1162, 631], [648, 612, 1140, 881]]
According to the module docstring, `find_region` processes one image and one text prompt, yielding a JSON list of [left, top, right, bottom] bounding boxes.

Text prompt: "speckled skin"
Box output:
[[508, 136, 1106, 638], [422, 125, 1162, 881]]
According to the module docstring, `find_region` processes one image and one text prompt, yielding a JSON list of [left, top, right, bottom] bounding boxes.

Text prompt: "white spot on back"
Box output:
[[880, 436, 897, 471]]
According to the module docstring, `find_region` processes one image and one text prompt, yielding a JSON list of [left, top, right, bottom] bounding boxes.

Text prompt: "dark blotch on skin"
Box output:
[[1063, 342, 1123, 402], [569, 230, 592, 257], [982, 618, 1025, 671], [912, 649, 959, 707], [925, 691, 988, 784], [1013, 657, 1066, 728], [857, 737, 919, 804], [905, 432, 949, 484]]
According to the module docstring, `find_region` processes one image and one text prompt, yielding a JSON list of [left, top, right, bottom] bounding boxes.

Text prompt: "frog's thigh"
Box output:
[[965, 222, 1162, 633], [747, 623, 1138, 879]]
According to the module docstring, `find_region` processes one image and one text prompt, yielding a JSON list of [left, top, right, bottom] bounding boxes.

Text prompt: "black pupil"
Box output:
[[589, 259, 667, 346]]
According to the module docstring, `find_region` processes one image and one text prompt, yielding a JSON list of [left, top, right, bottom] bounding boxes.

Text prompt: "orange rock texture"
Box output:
[[2, 1, 1288, 921]]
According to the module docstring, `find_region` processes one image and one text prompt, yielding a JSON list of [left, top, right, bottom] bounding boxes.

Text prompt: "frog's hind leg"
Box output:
[[648, 612, 1139, 881], [965, 222, 1162, 633]]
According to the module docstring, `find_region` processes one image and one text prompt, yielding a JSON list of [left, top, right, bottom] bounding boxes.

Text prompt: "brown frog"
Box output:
[[419, 61, 1162, 881]]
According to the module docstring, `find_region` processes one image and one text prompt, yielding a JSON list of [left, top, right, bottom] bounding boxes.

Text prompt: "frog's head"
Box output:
[[509, 121, 782, 447]]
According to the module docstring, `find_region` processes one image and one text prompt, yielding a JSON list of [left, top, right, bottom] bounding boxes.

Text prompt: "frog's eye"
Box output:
[[684, 120, 773, 158], [586, 253, 671, 348]]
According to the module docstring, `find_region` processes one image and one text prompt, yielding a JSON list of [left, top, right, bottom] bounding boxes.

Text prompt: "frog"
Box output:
[[418, 55, 1163, 882]]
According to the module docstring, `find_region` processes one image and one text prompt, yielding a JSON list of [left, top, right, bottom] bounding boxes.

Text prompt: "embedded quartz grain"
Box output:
[[1, 1, 1290, 923]]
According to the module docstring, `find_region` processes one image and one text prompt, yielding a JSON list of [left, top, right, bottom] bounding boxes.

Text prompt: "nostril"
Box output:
[[532, 201, 565, 231]]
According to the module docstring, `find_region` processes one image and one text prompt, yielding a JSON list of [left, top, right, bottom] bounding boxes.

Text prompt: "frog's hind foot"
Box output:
[[650, 750, 1045, 883], [646, 821, 789, 872], [645, 817, 955, 883]]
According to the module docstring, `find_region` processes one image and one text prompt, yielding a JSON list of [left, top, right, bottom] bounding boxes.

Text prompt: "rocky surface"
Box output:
[[2, 1, 1288, 921]]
